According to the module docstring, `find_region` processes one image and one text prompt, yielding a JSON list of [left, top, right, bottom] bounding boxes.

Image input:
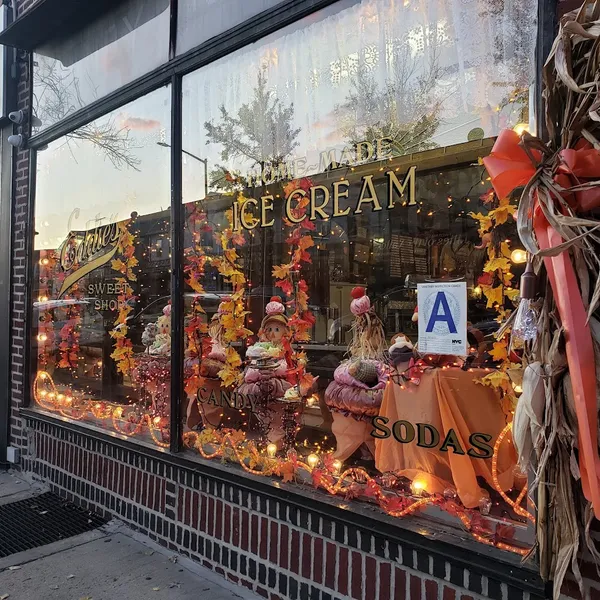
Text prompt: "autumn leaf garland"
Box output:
[[110, 220, 138, 281], [270, 178, 317, 392], [212, 198, 253, 387], [469, 197, 518, 310], [274, 178, 316, 344], [183, 204, 211, 398], [37, 250, 57, 370], [109, 220, 138, 376], [470, 188, 520, 416], [58, 284, 82, 370], [184, 204, 211, 297]]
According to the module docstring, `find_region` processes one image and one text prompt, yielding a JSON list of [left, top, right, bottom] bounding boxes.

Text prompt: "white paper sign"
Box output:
[[417, 282, 468, 356]]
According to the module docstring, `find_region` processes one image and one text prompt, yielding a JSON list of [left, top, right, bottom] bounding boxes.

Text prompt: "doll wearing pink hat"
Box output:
[[325, 287, 388, 461], [244, 297, 292, 384], [236, 297, 293, 447]]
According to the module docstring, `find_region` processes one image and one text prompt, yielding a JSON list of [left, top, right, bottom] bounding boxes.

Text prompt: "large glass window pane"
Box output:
[[32, 0, 169, 133], [180, 0, 536, 552], [31, 86, 172, 448], [176, 0, 285, 56]]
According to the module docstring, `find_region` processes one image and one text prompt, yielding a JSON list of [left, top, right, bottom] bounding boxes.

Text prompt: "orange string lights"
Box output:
[[182, 425, 533, 556], [492, 423, 535, 524], [35, 374, 533, 555], [34, 370, 169, 448]]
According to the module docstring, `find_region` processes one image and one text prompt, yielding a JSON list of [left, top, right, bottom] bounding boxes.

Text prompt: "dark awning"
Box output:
[[36, 0, 170, 67], [0, 0, 165, 52]]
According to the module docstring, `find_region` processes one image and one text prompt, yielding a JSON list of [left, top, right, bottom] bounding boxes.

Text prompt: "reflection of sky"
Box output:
[[182, 0, 535, 202], [35, 87, 171, 250], [176, 0, 284, 56], [34, 0, 536, 248]]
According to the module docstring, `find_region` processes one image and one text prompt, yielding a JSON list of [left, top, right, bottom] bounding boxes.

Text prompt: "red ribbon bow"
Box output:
[[484, 129, 600, 518], [484, 129, 600, 211]]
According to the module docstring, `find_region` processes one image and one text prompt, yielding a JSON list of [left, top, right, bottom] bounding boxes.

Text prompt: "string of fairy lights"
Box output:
[[178, 423, 532, 556]]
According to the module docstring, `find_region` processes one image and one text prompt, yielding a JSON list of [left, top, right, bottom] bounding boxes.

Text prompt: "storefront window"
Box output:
[[31, 86, 172, 448], [176, 0, 285, 56], [180, 0, 535, 552], [32, 0, 170, 133]]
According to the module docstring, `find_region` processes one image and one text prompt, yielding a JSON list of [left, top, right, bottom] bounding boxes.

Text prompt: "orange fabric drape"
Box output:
[[375, 368, 516, 508], [330, 413, 376, 461]]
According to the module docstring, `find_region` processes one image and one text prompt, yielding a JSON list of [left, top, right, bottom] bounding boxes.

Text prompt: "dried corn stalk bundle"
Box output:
[[512, 2, 600, 597]]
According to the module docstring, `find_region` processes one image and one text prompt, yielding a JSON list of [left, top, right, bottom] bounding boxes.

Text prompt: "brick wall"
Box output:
[[21, 415, 546, 600], [9, 7, 30, 455], [16, 0, 42, 18]]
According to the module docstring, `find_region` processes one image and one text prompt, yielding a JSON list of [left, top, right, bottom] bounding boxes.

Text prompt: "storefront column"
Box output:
[[0, 125, 12, 468]]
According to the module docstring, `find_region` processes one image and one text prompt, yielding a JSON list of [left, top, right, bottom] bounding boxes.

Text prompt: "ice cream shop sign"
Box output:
[[232, 166, 417, 230]]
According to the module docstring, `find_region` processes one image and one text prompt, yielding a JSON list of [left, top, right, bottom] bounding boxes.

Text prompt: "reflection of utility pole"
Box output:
[[157, 141, 208, 199]]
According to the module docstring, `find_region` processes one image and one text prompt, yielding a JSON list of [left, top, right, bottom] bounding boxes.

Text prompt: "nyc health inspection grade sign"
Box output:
[[417, 282, 468, 356]]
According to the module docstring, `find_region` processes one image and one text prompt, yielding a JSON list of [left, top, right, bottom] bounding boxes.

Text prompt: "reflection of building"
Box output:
[[197, 142, 497, 353], [0, 1, 566, 600]]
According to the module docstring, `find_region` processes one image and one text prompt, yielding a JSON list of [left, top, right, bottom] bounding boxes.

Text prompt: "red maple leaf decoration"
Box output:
[[477, 272, 494, 286]]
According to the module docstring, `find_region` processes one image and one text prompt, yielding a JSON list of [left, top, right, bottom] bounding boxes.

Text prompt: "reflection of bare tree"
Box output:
[[204, 71, 300, 185], [33, 59, 141, 170], [337, 44, 444, 157]]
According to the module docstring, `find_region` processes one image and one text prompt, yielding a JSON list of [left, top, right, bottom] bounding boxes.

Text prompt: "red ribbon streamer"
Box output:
[[483, 129, 600, 518]]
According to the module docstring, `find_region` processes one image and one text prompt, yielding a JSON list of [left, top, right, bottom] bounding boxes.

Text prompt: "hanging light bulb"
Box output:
[[266, 443, 277, 458], [513, 260, 537, 342], [510, 248, 527, 264], [513, 123, 529, 136]]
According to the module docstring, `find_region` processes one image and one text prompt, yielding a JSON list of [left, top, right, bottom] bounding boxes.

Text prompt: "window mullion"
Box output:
[[169, 74, 183, 453]]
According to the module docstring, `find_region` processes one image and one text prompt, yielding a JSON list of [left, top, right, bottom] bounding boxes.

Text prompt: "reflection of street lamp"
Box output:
[[157, 141, 208, 199]]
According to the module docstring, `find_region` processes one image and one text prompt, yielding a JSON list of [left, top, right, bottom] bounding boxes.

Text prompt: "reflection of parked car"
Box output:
[[33, 298, 105, 347], [128, 292, 229, 347], [469, 319, 500, 339]]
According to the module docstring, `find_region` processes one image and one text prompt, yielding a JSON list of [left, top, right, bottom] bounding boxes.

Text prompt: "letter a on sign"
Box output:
[[425, 292, 457, 334], [417, 282, 467, 356]]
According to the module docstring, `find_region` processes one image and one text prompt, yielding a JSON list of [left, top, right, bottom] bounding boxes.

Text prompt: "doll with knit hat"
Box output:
[[245, 296, 293, 366], [148, 304, 171, 356], [325, 287, 388, 461], [389, 333, 415, 369], [183, 298, 233, 430], [236, 297, 293, 446], [387, 332, 429, 386]]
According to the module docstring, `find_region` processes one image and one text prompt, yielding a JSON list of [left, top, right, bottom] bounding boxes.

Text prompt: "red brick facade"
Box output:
[[9, 22, 30, 453], [21, 415, 546, 600]]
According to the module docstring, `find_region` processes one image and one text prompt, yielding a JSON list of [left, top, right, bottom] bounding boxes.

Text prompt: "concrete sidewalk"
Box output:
[[0, 470, 47, 506], [0, 471, 258, 600]]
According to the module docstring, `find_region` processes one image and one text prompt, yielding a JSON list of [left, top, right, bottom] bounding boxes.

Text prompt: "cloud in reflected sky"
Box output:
[[118, 115, 162, 131]]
